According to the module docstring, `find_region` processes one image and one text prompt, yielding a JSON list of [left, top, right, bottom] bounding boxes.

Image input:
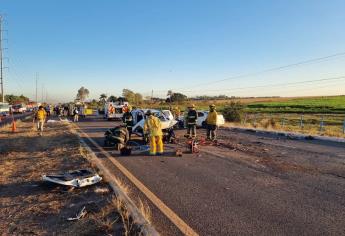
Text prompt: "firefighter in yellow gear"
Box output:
[[206, 104, 218, 140], [35, 106, 47, 136], [144, 110, 164, 156]]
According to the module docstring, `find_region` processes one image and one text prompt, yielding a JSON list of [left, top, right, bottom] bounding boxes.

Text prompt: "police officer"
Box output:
[[186, 104, 198, 138]]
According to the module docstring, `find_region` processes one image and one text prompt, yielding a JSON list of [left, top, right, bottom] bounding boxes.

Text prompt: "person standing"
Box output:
[[144, 110, 164, 156], [185, 104, 198, 138], [73, 107, 79, 122], [35, 106, 47, 136], [122, 106, 133, 136], [206, 104, 218, 141]]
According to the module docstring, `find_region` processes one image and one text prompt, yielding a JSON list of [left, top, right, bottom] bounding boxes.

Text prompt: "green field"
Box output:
[[245, 96, 345, 114]]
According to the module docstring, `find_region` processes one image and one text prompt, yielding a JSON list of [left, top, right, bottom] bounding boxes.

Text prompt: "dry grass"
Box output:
[[225, 117, 345, 138], [138, 199, 152, 225]]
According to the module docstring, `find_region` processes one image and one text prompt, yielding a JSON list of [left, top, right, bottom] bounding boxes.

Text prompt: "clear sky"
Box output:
[[1, 0, 345, 102]]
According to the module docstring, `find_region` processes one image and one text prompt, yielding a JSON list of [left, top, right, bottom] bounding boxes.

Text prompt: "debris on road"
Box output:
[[42, 169, 102, 188], [67, 206, 87, 221]]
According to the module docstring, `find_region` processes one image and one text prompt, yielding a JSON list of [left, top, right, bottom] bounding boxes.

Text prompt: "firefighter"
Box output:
[[173, 106, 181, 119], [144, 110, 164, 156], [206, 104, 218, 141], [35, 106, 47, 136], [186, 104, 198, 138], [122, 106, 133, 136]]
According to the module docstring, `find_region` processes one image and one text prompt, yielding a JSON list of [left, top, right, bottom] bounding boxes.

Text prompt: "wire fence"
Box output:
[[236, 113, 345, 137]]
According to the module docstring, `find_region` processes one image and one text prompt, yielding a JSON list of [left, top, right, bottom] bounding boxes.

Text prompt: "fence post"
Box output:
[[319, 115, 324, 133], [253, 114, 257, 127], [343, 119, 345, 134], [242, 113, 247, 125], [281, 115, 285, 128], [300, 114, 304, 129]]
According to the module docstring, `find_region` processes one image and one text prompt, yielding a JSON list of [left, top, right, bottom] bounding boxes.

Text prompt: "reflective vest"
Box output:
[[206, 111, 218, 125], [187, 109, 198, 125], [36, 109, 47, 121]]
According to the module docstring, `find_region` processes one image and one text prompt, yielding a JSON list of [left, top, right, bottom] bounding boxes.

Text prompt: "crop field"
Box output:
[[245, 95, 345, 113]]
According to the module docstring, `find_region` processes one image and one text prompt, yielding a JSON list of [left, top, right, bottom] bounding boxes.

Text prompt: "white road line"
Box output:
[[77, 127, 199, 236]]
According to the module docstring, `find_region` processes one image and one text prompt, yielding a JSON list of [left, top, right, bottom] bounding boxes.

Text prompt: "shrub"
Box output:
[[222, 101, 244, 122]]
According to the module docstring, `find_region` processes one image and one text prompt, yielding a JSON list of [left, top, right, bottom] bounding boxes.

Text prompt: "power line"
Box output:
[[179, 52, 345, 90], [181, 75, 345, 94], [143, 51, 345, 94]]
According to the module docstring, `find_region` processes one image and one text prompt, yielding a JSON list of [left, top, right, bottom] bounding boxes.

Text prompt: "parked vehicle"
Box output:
[[196, 111, 225, 127], [130, 109, 177, 142], [12, 104, 27, 114], [104, 101, 129, 120], [0, 102, 10, 116], [179, 110, 225, 128]]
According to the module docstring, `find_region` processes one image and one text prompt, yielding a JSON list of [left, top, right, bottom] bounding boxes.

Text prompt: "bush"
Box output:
[[222, 101, 244, 122]]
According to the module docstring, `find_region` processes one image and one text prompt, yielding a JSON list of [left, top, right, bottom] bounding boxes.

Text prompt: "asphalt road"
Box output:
[[77, 115, 345, 236]]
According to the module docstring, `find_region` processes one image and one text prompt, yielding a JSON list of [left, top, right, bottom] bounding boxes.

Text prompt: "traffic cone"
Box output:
[[11, 120, 16, 133]]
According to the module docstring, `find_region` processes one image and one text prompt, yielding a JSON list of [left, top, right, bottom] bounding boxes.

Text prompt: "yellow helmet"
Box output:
[[188, 104, 195, 108]]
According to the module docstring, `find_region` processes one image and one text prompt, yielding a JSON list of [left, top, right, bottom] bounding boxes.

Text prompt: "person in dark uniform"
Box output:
[[122, 106, 133, 136], [185, 104, 198, 138]]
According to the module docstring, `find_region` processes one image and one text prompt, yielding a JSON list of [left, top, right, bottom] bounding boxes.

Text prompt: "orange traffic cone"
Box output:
[[11, 120, 16, 133]]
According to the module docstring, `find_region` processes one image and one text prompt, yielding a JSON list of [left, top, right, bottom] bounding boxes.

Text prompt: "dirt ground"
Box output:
[[0, 119, 139, 236]]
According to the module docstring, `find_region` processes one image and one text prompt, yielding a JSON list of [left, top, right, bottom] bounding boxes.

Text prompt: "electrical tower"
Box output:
[[0, 15, 4, 103]]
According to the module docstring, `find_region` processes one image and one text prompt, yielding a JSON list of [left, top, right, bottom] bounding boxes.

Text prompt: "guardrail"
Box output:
[[0, 113, 33, 128]]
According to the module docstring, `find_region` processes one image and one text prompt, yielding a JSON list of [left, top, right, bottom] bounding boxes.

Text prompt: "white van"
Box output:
[[0, 102, 10, 116], [104, 101, 129, 120]]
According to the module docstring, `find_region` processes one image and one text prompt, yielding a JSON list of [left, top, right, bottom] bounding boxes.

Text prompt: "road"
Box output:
[[77, 115, 345, 236]]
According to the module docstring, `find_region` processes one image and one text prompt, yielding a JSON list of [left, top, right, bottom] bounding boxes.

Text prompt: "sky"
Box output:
[[1, 0, 345, 102]]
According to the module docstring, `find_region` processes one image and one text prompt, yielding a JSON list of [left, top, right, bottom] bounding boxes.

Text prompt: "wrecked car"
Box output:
[[42, 169, 102, 188], [130, 109, 177, 143]]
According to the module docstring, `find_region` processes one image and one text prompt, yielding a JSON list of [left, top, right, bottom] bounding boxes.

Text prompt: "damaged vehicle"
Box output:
[[130, 109, 177, 143], [42, 169, 102, 188]]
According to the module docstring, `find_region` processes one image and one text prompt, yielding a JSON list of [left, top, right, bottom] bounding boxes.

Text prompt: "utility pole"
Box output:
[[35, 72, 38, 103], [41, 84, 44, 104], [0, 15, 4, 103]]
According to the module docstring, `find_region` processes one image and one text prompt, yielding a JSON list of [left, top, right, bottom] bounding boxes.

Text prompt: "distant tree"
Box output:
[[122, 89, 143, 104], [122, 89, 135, 103], [5, 94, 30, 104], [167, 92, 187, 103], [89, 99, 98, 108], [134, 93, 143, 104], [107, 95, 117, 102], [99, 93, 107, 103], [76, 87, 90, 102], [167, 90, 173, 103]]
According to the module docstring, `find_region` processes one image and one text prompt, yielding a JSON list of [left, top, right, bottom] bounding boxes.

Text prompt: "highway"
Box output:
[[77, 115, 345, 236]]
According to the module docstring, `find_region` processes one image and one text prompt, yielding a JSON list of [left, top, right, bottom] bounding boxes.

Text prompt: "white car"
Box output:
[[196, 111, 225, 127], [130, 109, 177, 138]]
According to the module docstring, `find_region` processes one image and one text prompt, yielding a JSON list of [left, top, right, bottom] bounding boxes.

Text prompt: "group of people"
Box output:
[[185, 104, 218, 141], [120, 104, 219, 156]]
